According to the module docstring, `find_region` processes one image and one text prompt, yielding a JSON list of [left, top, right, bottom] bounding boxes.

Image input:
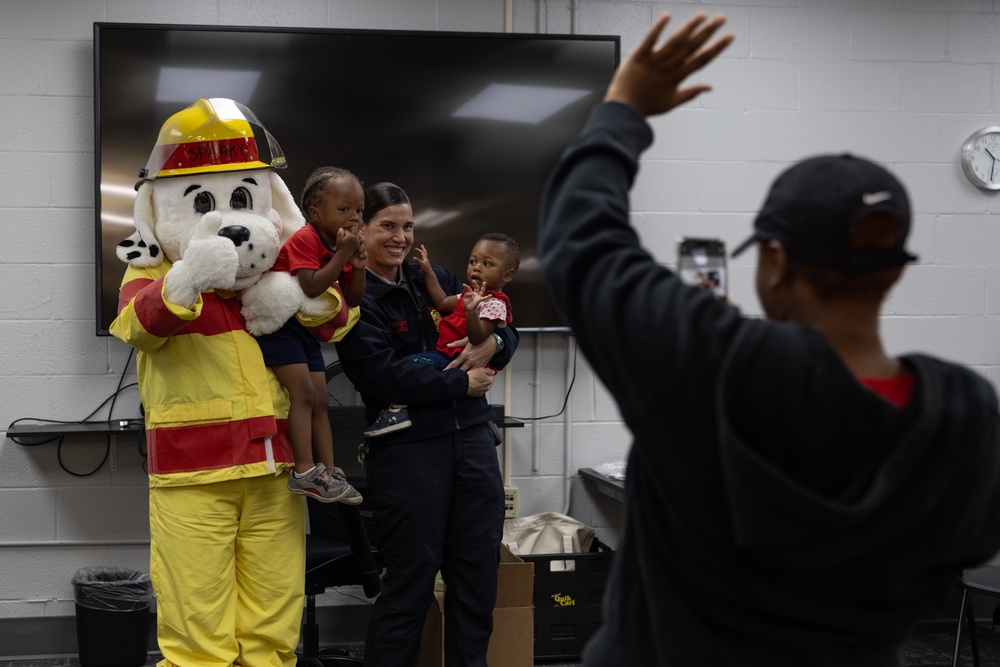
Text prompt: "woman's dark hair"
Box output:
[[363, 182, 410, 223], [300, 166, 360, 220]]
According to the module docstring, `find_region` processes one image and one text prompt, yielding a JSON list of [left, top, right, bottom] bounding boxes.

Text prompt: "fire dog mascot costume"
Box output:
[[111, 98, 357, 667]]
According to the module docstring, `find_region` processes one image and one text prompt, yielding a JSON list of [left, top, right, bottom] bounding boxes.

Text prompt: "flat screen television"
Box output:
[[94, 22, 620, 335]]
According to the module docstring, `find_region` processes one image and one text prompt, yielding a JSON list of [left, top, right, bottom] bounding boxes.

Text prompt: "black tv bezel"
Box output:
[[93, 21, 620, 336]]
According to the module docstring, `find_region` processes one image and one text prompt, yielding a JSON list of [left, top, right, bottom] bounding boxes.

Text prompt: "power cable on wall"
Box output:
[[510, 339, 577, 422], [6, 348, 142, 476]]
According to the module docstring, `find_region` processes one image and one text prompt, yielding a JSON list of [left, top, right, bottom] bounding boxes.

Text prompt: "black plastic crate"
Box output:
[[520, 537, 613, 661]]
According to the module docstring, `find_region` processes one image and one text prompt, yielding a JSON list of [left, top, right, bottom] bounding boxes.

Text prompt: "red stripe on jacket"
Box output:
[[123, 276, 248, 338], [147, 416, 292, 474]]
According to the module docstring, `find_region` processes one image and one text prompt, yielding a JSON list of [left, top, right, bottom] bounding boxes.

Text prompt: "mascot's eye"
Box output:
[[230, 187, 252, 211], [194, 191, 216, 215]]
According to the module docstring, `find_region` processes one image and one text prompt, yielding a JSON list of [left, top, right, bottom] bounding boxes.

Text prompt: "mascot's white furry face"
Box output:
[[117, 168, 308, 326], [118, 168, 302, 275]]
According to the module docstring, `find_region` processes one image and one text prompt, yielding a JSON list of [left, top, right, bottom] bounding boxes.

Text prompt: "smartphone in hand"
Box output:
[[677, 237, 727, 298]]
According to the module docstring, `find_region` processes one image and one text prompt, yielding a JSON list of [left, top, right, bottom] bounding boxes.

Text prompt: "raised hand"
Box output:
[[461, 281, 489, 311], [413, 244, 433, 275], [604, 11, 733, 118]]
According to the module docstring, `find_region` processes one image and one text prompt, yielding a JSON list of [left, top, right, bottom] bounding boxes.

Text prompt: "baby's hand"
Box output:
[[414, 244, 433, 274], [336, 225, 361, 256], [462, 281, 488, 310]]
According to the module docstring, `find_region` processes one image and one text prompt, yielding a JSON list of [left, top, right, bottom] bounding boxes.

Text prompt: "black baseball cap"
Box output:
[[731, 154, 918, 274]]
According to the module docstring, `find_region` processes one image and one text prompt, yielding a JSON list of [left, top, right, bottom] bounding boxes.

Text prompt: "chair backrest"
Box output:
[[309, 361, 381, 581], [326, 361, 367, 481], [306, 500, 382, 598]]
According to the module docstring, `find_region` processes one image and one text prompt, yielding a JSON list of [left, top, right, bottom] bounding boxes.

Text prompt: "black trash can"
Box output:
[[72, 566, 153, 667]]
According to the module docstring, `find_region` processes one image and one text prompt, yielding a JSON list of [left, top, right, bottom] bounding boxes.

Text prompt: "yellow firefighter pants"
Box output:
[[150, 474, 305, 667]]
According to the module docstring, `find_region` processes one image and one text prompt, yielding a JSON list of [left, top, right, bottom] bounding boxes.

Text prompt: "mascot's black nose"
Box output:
[[218, 225, 251, 247]]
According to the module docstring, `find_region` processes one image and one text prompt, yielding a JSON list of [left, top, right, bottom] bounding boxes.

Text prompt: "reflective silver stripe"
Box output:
[[264, 435, 275, 473]]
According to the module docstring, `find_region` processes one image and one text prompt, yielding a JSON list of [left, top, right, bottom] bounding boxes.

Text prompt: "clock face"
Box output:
[[962, 127, 1000, 190]]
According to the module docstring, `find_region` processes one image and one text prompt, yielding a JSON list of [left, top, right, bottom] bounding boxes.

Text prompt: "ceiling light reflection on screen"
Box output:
[[414, 208, 460, 229], [155, 67, 261, 103], [452, 84, 590, 124]]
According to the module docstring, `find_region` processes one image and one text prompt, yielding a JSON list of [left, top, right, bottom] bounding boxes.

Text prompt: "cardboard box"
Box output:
[[419, 544, 534, 667]]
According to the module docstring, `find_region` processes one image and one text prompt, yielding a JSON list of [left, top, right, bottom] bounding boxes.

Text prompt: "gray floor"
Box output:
[[0, 648, 584, 667], [6, 621, 1000, 667], [0, 657, 583, 667]]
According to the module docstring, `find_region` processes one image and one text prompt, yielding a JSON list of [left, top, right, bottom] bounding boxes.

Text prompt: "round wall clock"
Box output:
[[961, 127, 1000, 191]]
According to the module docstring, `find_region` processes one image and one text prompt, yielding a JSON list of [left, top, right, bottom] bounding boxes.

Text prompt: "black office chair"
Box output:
[[951, 565, 1000, 667], [320, 361, 381, 548], [297, 361, 382, 667], [299, 500, 382, 666], [325, 361, 368, 479]]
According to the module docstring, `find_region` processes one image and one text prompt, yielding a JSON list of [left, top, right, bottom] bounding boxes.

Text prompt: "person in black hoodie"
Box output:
[[335, 182, 518, 667], [539, 11, 1000, 667]]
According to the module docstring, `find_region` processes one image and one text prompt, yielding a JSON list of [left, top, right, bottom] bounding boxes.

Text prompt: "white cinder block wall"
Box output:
[[3, 0, 1000, 624]]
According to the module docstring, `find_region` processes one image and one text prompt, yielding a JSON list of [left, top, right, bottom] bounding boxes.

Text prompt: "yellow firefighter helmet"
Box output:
[[137, 98, 286, 186]]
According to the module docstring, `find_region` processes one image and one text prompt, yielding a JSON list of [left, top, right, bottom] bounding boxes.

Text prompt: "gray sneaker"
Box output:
[[321, 466, 364, 506], [288, 464, 361, 504]]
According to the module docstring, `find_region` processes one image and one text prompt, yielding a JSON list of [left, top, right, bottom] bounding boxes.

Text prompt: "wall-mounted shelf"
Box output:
[[6, 421, 144, 473], [579, 467, 625, 503], [6, 421, 144, 440], [490, 404, 524, 429]]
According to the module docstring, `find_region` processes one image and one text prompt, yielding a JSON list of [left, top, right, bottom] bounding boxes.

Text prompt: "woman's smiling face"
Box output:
[[364, 202, 414, 282]]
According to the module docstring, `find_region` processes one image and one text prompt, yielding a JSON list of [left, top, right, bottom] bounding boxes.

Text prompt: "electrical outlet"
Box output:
[[503, 486, 518, 518]]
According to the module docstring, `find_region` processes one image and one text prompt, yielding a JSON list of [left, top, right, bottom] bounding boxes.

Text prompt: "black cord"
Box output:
[[81, 348, 136, 422], [511, 339, 578, 422], [6, 425, 113, 477], [57, 438, 111, 477], [138, 428, 148, 474], [6, 349, 139, 477], [8, 357, 139, 440]]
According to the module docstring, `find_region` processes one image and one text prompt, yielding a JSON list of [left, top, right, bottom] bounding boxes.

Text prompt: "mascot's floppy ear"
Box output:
[[269, 170, 305, 245], [116, 181, 163, 268]]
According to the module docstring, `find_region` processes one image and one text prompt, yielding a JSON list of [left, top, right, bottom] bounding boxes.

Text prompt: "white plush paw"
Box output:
[[241, 271, 303, 335]]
